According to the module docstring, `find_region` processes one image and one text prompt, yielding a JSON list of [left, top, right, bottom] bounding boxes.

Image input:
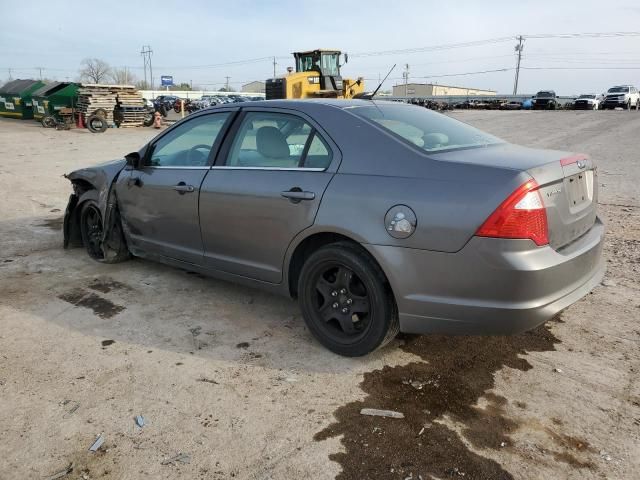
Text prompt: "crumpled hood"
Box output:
[[66, 158, 126, 183]]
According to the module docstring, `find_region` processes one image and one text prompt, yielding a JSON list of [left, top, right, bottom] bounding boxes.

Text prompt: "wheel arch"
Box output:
[[286, 230, 395, 301]]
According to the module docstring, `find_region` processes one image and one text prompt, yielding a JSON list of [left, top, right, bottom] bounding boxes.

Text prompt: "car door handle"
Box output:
[[173, 182, 195, 194], [281, 189, 315, 203]]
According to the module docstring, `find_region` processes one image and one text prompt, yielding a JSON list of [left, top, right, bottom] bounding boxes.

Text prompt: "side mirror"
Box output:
[[125, 151, 142, 169], [344, 53, 349, 64]]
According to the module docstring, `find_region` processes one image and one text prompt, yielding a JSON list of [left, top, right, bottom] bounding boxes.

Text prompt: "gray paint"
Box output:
[[64, 100, 604, 335]]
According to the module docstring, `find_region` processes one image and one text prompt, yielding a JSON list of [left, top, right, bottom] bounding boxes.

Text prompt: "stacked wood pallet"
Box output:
[[77, 84, 116, 123], [113, 86, 145, 127], [77, 84, 145, 127]]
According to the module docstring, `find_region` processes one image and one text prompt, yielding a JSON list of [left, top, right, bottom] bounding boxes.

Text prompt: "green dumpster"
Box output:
[[32, 82, 80, 122], [0, 79, 45, 119]]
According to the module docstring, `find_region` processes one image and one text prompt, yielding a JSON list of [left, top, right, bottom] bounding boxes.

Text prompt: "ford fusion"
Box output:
[[64, 100, 604, 356]]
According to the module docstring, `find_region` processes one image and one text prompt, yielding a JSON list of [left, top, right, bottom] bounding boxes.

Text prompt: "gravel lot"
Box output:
[[0, 110, 638, 480]]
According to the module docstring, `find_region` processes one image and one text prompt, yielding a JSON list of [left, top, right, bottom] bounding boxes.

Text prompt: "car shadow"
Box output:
[[0, 215, 408, 374]]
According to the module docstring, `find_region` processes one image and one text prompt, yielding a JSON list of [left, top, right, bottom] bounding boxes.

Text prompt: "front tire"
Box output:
[[297, 243, 399, 356], [80, 202, 129, 263]]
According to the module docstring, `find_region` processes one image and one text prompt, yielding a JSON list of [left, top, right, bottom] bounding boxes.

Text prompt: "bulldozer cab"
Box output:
[[294, 50, 341, 77]]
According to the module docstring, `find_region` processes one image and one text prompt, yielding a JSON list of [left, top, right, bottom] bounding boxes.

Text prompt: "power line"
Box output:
[[523, 31, 640, 39], [349, 37, 516, 58]]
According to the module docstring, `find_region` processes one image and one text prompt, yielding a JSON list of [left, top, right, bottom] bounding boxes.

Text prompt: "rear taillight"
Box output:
[[476, 180, 549, 246]]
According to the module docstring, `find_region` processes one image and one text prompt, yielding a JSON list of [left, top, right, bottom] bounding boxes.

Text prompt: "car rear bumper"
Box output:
[[364, 217, 605, 335]]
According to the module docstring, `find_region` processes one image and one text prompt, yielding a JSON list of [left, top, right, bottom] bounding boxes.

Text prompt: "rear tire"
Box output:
[[297, 243, 399, 356]]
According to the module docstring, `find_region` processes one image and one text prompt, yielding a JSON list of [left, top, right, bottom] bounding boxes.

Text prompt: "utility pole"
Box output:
[[403, 64, 410, 96], [272, 57, 277, 78], [513, 35, 524, 95], [225, 76, 230, 91], [37, 67, 43, 80], [141, 45, 153, 89]]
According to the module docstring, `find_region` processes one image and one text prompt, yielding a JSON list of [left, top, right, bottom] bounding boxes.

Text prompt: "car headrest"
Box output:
[[256, 126, 289, 159]]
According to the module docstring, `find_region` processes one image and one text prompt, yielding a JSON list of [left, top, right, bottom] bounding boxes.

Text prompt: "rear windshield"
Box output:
[[608, 86, 629, 93], [579, 94, 595, 99], [346, 104, 502, 153], [536, 91, 555, 97]]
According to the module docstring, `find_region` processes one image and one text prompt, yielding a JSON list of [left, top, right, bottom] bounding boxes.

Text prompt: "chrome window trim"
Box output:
[[211, 166, 326, 172], [145, 166, 211, 170]]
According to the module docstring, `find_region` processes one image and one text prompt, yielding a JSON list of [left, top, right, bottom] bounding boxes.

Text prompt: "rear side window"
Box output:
[[225, 112, 332, 169], [347, 104, 502, 153]]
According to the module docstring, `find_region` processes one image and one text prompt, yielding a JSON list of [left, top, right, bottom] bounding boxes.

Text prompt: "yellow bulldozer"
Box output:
[[266, 49, 365, 100]]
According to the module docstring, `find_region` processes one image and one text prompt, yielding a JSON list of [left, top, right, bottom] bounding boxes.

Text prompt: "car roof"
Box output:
[[208, 98, 409, 110]]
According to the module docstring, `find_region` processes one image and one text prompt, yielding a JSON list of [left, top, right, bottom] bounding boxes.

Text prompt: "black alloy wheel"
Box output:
[[298, 244, 399, 356], [81, 203, 104, 260]]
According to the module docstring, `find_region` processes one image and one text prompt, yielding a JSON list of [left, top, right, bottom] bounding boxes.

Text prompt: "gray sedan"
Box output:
[[64, 100, 604, 356]]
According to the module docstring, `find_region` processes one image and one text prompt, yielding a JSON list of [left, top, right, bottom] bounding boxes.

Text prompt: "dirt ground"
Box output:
[[0, 110, 638, 480]]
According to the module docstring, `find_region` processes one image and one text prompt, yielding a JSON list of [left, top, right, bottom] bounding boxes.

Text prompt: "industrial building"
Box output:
[[241, 81, 265, 94], [392, 82, 496, 97]]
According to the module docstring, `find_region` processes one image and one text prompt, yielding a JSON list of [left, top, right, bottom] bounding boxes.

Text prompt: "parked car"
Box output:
[[154, 95, 180, 110], [532, 90, 560, 110], [63, 100, 604, 356], [574, 94, 601, 110], [499, 101, 523, 110], [600, 85, 640, 110]]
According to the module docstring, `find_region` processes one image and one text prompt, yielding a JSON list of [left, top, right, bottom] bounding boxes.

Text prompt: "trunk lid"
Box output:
[[528, 154, 598, 250], [431, 144, 598, 250]]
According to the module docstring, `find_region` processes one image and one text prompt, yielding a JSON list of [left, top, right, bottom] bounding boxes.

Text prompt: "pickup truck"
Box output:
[[601, 85, 640, 110], [532, 90, 560, 110]]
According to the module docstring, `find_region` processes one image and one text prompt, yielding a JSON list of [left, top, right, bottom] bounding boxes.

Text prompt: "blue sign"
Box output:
[[161, 75, 174, 86]]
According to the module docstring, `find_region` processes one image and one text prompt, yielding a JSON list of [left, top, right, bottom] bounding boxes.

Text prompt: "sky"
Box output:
[[2, 0, 640, 95]]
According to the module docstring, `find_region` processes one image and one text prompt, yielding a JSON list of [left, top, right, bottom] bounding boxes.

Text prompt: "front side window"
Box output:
[[225, 112, 332, 169], [347, 104, 502, 153], [149, 113, 230, 167]]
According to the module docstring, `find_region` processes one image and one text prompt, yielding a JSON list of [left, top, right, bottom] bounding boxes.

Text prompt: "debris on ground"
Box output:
[[601, 279, 617, 287], [554, 368, 563, 373], [360, 408, 405, 419], [88, 434, 105, 452], [236, 342, 250, 349], [600, 450, 612, 461], [190, 326, 203, 350], [161, 453, 191, 465], [197, 377, 219, 384], [45, 463, 73, 480], [135, 415, 145, 428], [60, 400, 80, 418]]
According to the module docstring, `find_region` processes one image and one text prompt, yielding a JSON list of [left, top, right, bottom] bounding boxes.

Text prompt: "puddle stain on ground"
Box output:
[[58, 288, 125, 319], [37, 216, 64, 230], [87, 278, 131, 294], [315, 319, 594, 480]]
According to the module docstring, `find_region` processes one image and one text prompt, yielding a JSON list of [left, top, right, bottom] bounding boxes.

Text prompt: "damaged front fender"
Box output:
[[63, 159, 127, 249]]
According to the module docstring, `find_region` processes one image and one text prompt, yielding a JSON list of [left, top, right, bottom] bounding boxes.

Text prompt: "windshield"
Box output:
[[347, 104, 503, 153], [296, 52, 340, 76], [579, 95, 595, 99], [608, 86, 629, 93], [536, 91, 555, 98]]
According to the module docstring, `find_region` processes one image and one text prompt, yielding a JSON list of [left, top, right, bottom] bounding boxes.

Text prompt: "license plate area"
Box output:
[[565, 171, 593, 212]]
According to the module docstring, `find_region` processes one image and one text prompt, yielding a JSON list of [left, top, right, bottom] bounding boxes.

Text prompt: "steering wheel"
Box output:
[[187, 144, 211, 166]]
